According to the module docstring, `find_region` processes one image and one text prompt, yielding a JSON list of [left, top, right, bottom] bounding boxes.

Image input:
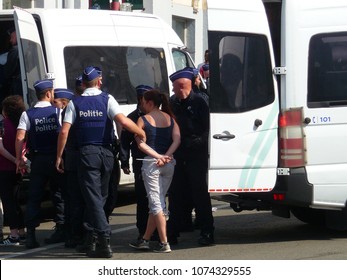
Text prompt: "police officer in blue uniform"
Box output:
[[52, 88, 80, 247], [62, 78, 86, 248], [15, 79, 64, 249], [56, 66, 145, 258], [167, 67, 215, 246], [119, 85, 152, 239]]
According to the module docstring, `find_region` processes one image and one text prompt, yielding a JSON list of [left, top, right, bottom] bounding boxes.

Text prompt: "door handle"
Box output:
[[254, 119, 263, 127], [213, 133, 235, 140]]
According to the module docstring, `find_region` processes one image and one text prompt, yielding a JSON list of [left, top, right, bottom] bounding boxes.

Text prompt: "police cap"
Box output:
[[54, 88, 74, 100], [33, 79, 53, 93], [82, 66, 100, 82], [169, 67, 195, 82], [135, 85, 153, 97]]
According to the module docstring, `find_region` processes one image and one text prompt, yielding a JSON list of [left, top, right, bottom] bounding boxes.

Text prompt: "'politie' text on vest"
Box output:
[[79, 110, 104, 117], [34, 117, 59, 132]]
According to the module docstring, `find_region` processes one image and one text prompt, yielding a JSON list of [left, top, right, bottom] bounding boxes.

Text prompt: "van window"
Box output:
[[64, 46, 169, 104], [172, 48, 195, 71], [308, 33, 347, 107], [208, 32, 274, 113], [22, 39, 46, 107]]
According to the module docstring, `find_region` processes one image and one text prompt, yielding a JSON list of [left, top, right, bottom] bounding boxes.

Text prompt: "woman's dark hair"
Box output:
[[2, 95, 26, 127], [143, 89, 175, 118]]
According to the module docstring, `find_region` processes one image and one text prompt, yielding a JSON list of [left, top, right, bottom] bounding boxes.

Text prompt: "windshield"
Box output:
[[64, 46, 169, 104]]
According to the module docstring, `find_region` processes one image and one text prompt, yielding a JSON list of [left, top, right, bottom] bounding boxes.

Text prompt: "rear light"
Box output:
[[279, 108, 306, 167], [273, 193, 285, 201]]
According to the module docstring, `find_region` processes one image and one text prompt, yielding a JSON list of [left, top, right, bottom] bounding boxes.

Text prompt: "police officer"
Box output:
[[15, 79, 65, 249], [119, 85, 152, 239], [167, 67, 215, 246], [52, 88, 81, 248], [56, 66, 145, 258], [62, 77, 85, 248], [95, 66, 119, 222]]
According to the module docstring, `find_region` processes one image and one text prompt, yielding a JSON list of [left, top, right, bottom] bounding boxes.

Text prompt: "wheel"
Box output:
[[291, 207, 325, 226]]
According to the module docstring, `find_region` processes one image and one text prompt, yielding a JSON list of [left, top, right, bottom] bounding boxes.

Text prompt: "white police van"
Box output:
[[0, 7, 195, 187], [207, 0, 347, 229]]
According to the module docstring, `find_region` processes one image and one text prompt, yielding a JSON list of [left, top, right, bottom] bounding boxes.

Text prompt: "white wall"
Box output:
[[143, 0, 205, 64]]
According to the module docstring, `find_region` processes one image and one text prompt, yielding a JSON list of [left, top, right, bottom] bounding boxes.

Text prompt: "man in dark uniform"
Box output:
[[63, 76, 85, 248], [119, 84, 152, 239], [56, 66, 145, 258], [167, 67, 215, 246], [15, 79, 64, 249]]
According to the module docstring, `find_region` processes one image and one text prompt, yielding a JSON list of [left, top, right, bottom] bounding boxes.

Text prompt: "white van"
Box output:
[[207, 0, 347, 229], [0, 7, 195, 187]]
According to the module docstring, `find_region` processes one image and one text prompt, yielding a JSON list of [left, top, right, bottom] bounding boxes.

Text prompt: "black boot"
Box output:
[[44, 224, 65, 244], [87, 235, 113, 258], [75, 231, 96, 254], [26, 228, 40, 249]]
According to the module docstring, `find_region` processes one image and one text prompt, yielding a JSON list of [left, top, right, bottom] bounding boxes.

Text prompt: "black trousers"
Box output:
[[0, 171, 24, 230], [168, 157, 214, 237], [25, 153, 64, 229]]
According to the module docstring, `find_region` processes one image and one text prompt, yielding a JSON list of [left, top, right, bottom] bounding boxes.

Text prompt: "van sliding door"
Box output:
[[207, 0, 279, 193]]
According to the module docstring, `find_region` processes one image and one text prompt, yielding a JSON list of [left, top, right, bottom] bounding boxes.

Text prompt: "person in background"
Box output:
[[167, 67, 215, 246], [129, 89, 180, 253], [119, 84, 152, 241], [192, 68, 209, 105], [197, 49, 209, 82], [0, 95, 26, 245], [56, 66, 145, 258], [4, 28, 22, 98], [15, 79, 64, 249]]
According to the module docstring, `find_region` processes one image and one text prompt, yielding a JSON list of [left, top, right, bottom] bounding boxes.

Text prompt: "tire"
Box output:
[[291, 207, 325, 226]]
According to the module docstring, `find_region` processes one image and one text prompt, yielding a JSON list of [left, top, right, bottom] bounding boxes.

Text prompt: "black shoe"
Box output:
[[168, 234, 178, 245], [26, 229, 40, 249], [76, 232, 96, 253], [44, 224, 65, 244], [87, 236, 113, 258], [198, 233, 214, 246]]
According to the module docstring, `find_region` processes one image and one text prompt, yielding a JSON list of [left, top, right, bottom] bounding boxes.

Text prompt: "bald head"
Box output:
[[172, 77, 192, 100]]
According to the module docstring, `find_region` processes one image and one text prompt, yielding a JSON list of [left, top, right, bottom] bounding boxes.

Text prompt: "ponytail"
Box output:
[[159, 93, 175, 119], [143, 89, 176, 119]]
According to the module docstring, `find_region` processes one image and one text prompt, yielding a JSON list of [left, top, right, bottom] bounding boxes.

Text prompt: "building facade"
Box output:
[[0, 0, 207, 65]]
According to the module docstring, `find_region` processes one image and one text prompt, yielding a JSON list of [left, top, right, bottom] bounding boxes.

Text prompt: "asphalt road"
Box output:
[[1, 188, 347, 261]]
